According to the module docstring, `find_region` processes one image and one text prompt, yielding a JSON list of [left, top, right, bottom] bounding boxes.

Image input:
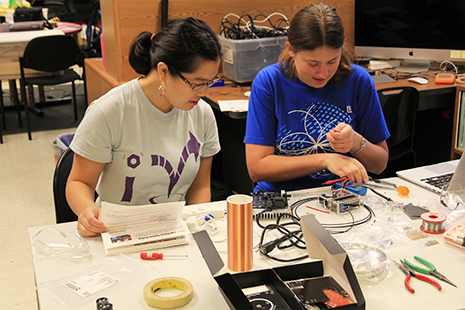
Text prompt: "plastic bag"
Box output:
[[36, 254, 159, 308]]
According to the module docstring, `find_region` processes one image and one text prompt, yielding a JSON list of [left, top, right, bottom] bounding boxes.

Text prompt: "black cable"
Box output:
[[319, 204, 375, 234], [369, 187, 392, 201], [221, 13, 288, 40], [258, 226, 309, 262], [290, 196, 375, 234], [256, 211, 306, 248], [275, 213, 307, 250], [256, 209, 308, 262], [290, 196, 318, 221], [256, 194, 376, 262]]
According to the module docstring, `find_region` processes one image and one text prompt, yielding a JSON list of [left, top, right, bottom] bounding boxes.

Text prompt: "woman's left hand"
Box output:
[[327, 123, 358, 153]]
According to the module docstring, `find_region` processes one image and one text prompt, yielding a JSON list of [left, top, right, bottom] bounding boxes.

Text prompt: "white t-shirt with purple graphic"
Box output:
[[70, 78, 220, 205]]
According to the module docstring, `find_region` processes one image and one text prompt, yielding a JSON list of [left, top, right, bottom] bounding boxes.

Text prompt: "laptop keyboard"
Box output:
[[421, 173, 454, 189]]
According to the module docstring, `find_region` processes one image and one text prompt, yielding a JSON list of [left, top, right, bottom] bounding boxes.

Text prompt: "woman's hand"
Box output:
[[327, 123, 359, 154], [324, 153, 369, 184], [77, 205, 107, 237], [327, 122, 389, 175]]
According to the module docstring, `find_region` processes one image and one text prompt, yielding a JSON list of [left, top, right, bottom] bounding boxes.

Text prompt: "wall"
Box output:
[[99, 0, 354, 85]]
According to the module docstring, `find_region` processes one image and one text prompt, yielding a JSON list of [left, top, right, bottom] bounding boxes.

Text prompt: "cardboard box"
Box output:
[[193, 215, 365, 309], [218, 35, 287, 83]]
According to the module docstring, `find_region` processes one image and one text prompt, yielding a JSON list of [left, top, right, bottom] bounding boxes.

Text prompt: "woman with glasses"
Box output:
[[244, 3, 390, 193], [66, 17, 222, 237]]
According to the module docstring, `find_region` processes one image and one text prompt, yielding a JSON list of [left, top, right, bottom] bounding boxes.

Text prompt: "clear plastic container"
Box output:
[[218, 35, 287, 83]]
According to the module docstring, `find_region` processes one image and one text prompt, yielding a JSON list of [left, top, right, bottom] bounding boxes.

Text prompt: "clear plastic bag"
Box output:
[[36, 254, 159, 308], [336, 239, 392, 288], [439, 187, 465, 212], [419, 191, 465, 230]]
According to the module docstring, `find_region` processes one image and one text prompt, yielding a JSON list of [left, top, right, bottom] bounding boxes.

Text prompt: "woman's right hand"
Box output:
[[324, 153, 369, 184], [77, 205, 107, 237]]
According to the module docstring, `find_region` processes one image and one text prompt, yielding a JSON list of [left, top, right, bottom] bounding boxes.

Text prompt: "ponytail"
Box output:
[[129, 31, 153, 75], [128, 18, 222, 76]]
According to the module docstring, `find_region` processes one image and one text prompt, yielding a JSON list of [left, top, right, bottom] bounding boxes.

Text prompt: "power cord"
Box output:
[[435, 60, 465, 84], [439, 60, 458, 75], [220, 12, 289, 40], [290, 196, 375, 234], [317, 205, 375, 234], [184, 209, 226, 239], [369, 187, 392, 202], [253, 190, 378, 262], [255, 210, 308, 262]]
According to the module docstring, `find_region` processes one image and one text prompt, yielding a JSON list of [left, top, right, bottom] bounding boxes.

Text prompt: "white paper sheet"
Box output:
[[218, 99, 249, 112]]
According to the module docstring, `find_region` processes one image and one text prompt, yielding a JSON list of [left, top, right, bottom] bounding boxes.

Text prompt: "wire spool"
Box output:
[[420, 212, 446, 234]]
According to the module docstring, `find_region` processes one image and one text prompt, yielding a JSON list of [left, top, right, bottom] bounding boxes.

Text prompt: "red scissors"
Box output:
[[395, 260, 442, 293]]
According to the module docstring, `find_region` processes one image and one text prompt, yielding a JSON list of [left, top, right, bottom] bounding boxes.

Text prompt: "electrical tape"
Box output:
[[143, 277, 194, 309]]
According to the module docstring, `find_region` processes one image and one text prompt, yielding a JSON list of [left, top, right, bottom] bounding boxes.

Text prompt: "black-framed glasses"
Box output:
[[174, 70, 220, 91]]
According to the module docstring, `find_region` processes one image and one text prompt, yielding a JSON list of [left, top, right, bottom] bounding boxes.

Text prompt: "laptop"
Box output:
[[396, 156, 465, 194], [371, 74, 396, 83]]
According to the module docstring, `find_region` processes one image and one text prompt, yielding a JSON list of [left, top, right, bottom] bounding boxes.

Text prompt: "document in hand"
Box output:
[[100, 201, 190, 256]]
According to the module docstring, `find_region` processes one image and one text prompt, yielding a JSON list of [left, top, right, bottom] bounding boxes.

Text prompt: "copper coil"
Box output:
[[227, 194, 253, 272]]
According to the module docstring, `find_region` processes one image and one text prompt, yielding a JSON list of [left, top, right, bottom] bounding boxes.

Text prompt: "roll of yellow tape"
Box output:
[[143, 277, 194, 309]]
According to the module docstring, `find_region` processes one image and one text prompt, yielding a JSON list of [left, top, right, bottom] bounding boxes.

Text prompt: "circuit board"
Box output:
[[253, 190, 290, 210], [318, 189, 361, 214]]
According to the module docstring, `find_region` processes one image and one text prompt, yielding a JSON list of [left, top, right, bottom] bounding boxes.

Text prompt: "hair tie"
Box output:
[[151, 33, 156, 42]]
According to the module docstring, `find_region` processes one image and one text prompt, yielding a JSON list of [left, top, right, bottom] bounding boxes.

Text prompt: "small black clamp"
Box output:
[[96, 297, 113, 310]]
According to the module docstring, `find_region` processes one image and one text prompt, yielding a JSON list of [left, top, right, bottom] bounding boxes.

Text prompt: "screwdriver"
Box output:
[[140, 252, 188, 260]]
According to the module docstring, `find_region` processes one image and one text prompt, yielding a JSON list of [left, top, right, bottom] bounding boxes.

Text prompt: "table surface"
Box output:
[[205, 76, 458, 99], [28, 176, 465, 310], [0, 29, 65, 80], [0, 29, 65, 43], [204, 72, 458, 119]]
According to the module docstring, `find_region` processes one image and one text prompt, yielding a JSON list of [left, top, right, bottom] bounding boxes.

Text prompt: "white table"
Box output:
[[0, 29, 66, 122], [28, 177, 465, 309], [29, 221, 231, 309], [0, 29, 64, 79]]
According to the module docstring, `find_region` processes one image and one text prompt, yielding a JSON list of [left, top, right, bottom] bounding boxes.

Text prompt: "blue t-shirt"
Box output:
[[244, 63, 390, 192]]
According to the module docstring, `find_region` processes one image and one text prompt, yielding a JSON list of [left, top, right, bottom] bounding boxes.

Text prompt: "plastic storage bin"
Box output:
[[218, 35, 288, 83], [56, 133, 75, 155]]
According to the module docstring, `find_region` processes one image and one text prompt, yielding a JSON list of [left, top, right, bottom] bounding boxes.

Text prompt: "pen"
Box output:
[[140, 252, 189, 260]]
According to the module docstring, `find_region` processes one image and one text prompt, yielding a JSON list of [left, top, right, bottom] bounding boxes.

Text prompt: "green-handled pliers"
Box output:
[[404, 256, 457, 288]]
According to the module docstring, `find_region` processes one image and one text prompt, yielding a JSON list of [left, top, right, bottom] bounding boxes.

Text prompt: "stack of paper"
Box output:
[[100, 201, 190, 255]]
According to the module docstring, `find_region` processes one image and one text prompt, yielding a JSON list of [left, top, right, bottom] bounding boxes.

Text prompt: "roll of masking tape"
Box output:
[[143, 277, 194, 309]]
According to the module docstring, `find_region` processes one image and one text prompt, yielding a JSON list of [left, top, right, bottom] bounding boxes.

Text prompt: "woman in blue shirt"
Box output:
[[244, 3, 390, 192]]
